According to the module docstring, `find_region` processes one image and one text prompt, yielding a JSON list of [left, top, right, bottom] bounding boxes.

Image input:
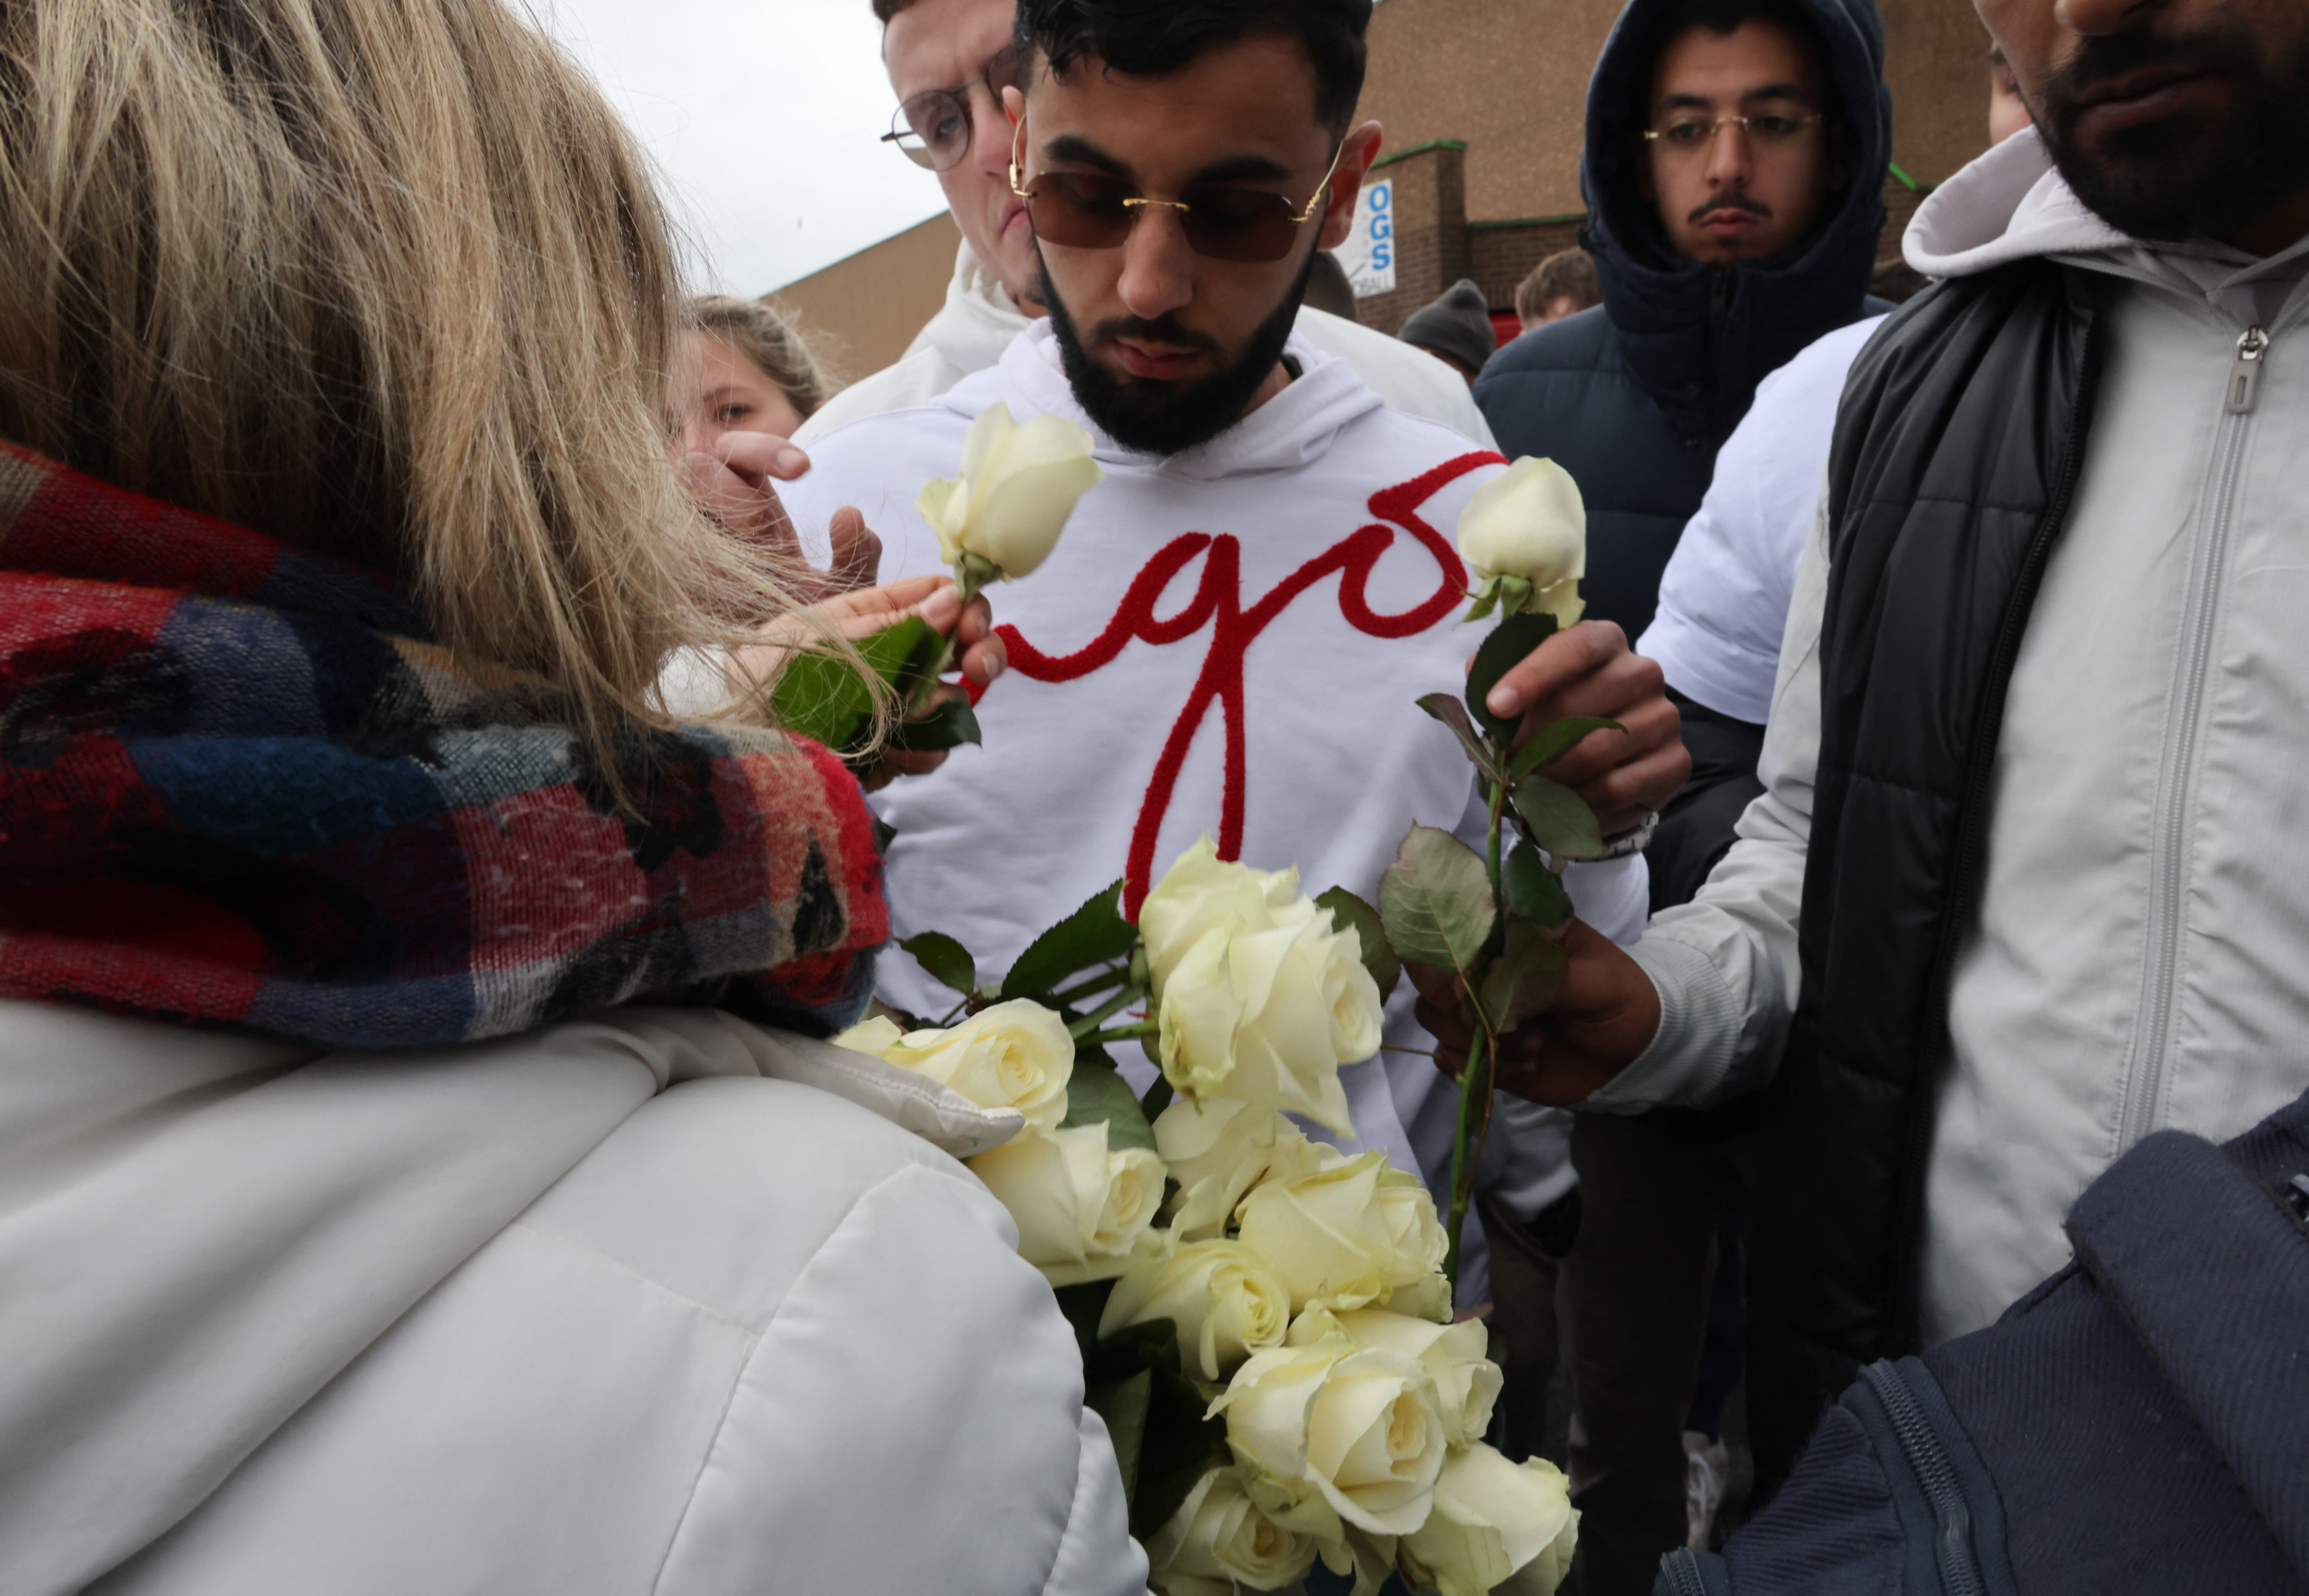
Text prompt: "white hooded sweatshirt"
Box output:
[[780, 322, 1647, 1277], [796, 242, 1500, 450], [1601, 127, 2309, 1341]]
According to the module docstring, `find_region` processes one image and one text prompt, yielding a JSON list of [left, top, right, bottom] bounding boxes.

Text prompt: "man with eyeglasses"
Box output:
[[778, 0, 1692, 1323], [1433, 0, 2309, 1566], [1449, 1, 1890, 1589], [792, 0, 1495, 447]]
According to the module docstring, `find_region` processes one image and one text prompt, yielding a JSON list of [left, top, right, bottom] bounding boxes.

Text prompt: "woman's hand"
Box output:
[[730, 574, 1006, 791], [677, 432, 879, 601]]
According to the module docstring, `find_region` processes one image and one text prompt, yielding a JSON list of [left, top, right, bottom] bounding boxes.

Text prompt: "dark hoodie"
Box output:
[[1473, 0, 1890, 643]]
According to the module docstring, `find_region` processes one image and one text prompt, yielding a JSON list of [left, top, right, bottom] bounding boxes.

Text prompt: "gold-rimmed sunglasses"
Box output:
[[1008, 132, 1345, 263]]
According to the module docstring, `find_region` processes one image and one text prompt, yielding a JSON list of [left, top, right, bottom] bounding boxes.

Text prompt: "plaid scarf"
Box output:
[[0, 442, 886, 1047]]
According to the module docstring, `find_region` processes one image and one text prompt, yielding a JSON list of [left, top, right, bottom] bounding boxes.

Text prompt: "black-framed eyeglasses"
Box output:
[[1007, 131, 1346, 264], [1642, 109, 1824, 161], [880, 42, 1024, 172]]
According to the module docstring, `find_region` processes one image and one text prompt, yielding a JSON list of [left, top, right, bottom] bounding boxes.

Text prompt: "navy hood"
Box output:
[[1579, 0, 1891, 439]]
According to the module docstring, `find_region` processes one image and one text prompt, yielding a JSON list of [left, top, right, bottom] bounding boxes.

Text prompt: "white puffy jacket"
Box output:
[[0, 1000, 1148, 1596], [1599, 128, 2309, 1342]]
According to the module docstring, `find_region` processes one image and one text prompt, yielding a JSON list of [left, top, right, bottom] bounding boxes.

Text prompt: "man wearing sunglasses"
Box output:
[[780, 0, 1689, 1315], [793, 0, 1493, 447]]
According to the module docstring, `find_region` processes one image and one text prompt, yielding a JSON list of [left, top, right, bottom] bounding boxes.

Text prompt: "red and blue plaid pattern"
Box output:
[[0, 442, 887, 1047]]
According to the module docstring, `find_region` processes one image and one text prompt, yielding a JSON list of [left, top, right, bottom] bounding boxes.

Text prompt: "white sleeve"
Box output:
[[1581, 475, 1828, 1112], [1637, 316, 1879, 726]]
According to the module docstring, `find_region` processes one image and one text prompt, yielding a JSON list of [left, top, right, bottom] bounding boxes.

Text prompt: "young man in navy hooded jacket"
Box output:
[[1471, 0, 1890, 1589]]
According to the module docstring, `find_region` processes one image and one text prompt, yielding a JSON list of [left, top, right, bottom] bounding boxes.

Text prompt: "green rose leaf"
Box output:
[[1479, 917, 1571, 1033], [1001, 879, 1138, 1000], [1052, 1278, 1120, 1363], [897, 932, 976, 996], [1511, 773, 1606, 861], [1138, 1067, 1174, 1118], [1378, 823, 1497, 975], [1465, 610, 1560, 743], [1062, 1057, 1158, 1152], [1133, 1360, 1228, 1540], [767, 614, 947, 755], [1508, 715, 1626, 780], [764, 651, 874, 754], [887, 696, 982, 752], [1084, 1368, 1152, 1508], [1415, 692, 1501, 780], [874, 614, 951, 696], [1501, 843, 1575, 930], [1315, 885, 1403, 1002]]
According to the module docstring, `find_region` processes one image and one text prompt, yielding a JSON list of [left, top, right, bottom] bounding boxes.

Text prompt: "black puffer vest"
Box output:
[[1744, 258, 2108, 1491]]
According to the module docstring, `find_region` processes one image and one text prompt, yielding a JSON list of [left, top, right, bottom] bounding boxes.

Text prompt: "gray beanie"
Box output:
[[1397, 279, 1496, 376]]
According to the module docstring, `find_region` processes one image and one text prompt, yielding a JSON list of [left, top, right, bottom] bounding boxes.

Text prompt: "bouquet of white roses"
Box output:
[[800, 409, 1579, 1594], [837, 839, 1576, 1596]]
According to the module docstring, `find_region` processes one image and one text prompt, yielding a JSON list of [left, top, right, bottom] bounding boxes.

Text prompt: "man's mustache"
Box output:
[[2043, 24, 2237, 122], [1689, 192, 1773, 225], [1087, 312, 1222, 359]]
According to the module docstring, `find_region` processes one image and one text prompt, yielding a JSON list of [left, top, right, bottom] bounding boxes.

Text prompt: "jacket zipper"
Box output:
[[1891, 309, 2106, 1348], [1859, 1362, 1990, 1596], [2116, 322, 2269, 1154], [1659, 1546, 1711, 1596]]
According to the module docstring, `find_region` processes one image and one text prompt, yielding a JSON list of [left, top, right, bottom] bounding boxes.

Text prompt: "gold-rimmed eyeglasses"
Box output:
[[1643, 109, 1823, 161], [1007, 134, 1345, 263]]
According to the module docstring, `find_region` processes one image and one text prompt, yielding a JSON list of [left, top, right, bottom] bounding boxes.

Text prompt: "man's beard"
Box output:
[[1041, 242, 1318, 457], [2035, 17, 2309, 243]]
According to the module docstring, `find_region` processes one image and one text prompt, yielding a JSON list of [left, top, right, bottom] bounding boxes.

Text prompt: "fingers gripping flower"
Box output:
[[1398, 1444, 1579, 1596], [1101, 1235, 1292, 1382], [834, 999, 1073, 1128], [916, 401, 1104, 590], [1455, 456, 1586, 626], [966, 1121, 1165, 1285], [1145, 1466, 1322, 1596], [1210, 1331, 1449, 1541]]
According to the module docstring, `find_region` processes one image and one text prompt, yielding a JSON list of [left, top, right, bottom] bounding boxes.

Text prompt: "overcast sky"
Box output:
[[537, 0, 950, 297]]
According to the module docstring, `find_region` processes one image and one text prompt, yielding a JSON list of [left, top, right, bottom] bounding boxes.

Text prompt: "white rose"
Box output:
[[834, 998, 1073, 1129], [1237, 1148, 1447, 1316], [1151, 1096, 1299, 1239], [1375, 1173, 1453, 1321], [1330, 1310, 1502, 1447], [1139, 834, 1300, 987], [914, 401, 1104, 579], [1398, 1444, 1578, 1596], [1101, 1235, 1292, 1381], [1455, 456, 1586, 627], [1157, 896, 1380, 1135], [1210, 1330, 1449, 1539], [1145, 1466, 1322, 1596], [967, 1121, 1164, 1284]]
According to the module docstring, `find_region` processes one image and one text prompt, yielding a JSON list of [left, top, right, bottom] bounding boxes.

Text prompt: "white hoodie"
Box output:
[[795, 242, 1500, 450], [779, 322, 1648, 1286], [1601, 127, 2309, 1341]]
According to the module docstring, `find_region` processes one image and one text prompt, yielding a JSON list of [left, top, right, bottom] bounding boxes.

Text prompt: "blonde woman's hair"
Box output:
[[0, 0, 840, 780], [687, 296, 843, 421]]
